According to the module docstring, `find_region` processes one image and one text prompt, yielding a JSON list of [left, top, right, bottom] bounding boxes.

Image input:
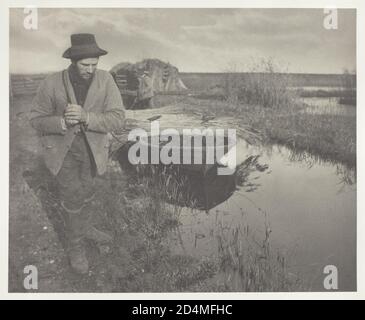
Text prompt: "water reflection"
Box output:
[[116, 136, 356, 291], [117, 159, 237, 211]]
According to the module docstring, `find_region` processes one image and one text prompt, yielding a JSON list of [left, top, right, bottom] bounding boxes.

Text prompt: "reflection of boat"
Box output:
[[188, 165, 236, 211], [115, 134, 236, 211]]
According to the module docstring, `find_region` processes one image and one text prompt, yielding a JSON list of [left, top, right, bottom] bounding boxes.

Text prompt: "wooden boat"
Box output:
[[115, 133, 236, 210]]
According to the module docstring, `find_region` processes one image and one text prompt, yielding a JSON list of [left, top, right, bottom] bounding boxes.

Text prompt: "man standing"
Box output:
[[29, 33, 125, 274], [137, 70, 154, 109]]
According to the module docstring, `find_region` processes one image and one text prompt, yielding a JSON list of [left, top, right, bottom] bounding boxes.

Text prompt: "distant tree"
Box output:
[[341, 67, 356, 89]]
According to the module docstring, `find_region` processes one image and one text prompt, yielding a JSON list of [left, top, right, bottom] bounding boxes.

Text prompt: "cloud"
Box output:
[[10, 8, 356, 74]]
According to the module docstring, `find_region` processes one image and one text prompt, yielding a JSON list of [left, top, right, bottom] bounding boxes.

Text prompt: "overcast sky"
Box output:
[[9, 8, 356, 74]]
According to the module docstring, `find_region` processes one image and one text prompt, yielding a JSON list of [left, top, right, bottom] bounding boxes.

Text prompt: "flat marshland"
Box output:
[[9, 69, 356, 292]]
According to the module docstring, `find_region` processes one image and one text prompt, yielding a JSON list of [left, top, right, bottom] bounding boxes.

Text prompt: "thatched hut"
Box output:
[[110, 58, 188, 94]]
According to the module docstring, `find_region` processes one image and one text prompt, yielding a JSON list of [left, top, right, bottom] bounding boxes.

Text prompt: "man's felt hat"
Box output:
[[62, 33, 108, 60]]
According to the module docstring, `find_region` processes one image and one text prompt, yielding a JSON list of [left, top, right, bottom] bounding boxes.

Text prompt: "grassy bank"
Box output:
[[177, 97, 356, 169], [174, 83, 356, 170], [256, 108, 356, 168]]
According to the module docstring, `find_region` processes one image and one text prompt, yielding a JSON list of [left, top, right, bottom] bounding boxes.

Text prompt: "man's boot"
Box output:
[[64, 204, 90, 275], [67, 237, 89, 275], [81, 199, 113, 244], [85, 226, 113, 244]]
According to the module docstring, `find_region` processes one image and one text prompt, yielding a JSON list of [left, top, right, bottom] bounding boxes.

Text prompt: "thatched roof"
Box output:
[[110, 62, 133, 74], [110, 58, 188, 92]]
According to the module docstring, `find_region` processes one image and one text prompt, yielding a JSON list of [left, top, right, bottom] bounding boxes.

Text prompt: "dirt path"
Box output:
[[10, 96, 75, 292]]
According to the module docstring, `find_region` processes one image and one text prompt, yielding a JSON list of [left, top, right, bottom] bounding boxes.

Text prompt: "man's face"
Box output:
[[75, 57, 99, 80]]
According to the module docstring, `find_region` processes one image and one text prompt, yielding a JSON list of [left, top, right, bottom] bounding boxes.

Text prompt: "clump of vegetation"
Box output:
[[339, 68, 356, 105], [224, 58, 294, 109], [341, 68, 356, 91], [214, 218, 304, 291], [257, 110, 356, 168]]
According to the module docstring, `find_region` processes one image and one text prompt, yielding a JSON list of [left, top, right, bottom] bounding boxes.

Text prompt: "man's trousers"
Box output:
[[55, 133, 96, 243]]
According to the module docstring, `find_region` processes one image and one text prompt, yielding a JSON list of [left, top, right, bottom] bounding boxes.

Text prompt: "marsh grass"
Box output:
[[259, 111, 356, 168], [214, 219, 304, 291], [173, 61, 356, 170], [223, 58, 294, 109]]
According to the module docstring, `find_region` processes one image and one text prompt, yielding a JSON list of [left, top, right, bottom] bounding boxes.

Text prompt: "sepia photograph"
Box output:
[[8, 6, 356, 293]]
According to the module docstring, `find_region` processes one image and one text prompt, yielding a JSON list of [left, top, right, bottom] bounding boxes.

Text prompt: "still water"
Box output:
[[299, 97, 356, 116], [169, 139, 356, 291]]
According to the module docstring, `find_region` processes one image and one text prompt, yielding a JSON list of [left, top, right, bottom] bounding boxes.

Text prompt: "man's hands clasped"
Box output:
[[64, 104, 89, 127]]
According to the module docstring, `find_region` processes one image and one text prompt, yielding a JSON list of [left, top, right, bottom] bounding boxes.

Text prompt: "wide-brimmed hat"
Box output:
[[62, 33, 108, 60]]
